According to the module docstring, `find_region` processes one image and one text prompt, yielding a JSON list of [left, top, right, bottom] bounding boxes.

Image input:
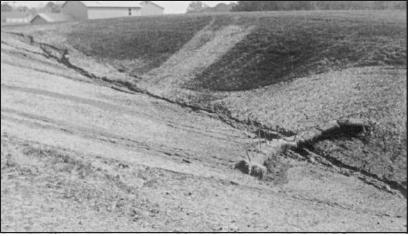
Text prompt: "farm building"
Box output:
[[31, 13, 74, 24], [61, 1, 164, 21], [1, 12, 33, 24]]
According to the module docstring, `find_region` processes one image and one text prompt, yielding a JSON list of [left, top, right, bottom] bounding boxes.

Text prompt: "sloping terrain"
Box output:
[[68, 15, 213, 76], [187, 11, 406, 91], [2, 30, 406, 232], [4, 10, 405, 193], [13, 11, 405, 91], [220, 66, 407, 190], [1, 10, 407, 232]]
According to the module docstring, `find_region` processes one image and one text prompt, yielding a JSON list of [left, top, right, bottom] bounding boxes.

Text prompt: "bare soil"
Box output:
[[1, 10, 407, 232]]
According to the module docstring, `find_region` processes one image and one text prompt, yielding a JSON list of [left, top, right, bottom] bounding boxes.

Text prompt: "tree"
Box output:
[[45, 1, 61, 13], [1, 2, 13, 12], [213, 3, 235, 12], [231, 1, 407, 11], [186, 1, 208, 13], [232, 1, 310, 11], [16, 6, 29, 12]]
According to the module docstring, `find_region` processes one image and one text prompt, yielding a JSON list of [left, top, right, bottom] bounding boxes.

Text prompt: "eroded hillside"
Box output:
[[1, 10, 407, 232]]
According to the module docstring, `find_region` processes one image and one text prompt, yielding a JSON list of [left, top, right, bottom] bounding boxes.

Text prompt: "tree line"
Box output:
[[231, 1, 406, 11], [1, 1, 61, 13], [186, 1, 406, 13]]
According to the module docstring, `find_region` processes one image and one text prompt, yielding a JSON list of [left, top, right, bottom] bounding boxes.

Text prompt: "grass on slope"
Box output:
[[186, 11, 406, 91], [65, 11, 405, 92], [67, 15, 214, 75]]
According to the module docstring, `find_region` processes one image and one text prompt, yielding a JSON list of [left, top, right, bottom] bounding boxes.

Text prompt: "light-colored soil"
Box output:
[[0, 28, 407, 232]]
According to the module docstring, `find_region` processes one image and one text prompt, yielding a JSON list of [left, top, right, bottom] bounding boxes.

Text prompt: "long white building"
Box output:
[[61, 1, 164, 20]]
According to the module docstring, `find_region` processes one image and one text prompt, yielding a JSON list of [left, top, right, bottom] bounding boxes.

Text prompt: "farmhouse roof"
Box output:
[[33, 13, 73, 23], [62, 1, 164, 9], [82, 1, 142, 8], [140, 1, 165, 9]]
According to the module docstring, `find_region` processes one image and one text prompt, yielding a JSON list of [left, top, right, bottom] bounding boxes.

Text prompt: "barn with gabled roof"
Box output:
[[31, 13, 74, 24], [61, 1, 164, 21]]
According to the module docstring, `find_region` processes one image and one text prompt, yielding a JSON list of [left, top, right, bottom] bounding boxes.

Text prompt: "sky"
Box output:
[[2, 1, 237, 14]]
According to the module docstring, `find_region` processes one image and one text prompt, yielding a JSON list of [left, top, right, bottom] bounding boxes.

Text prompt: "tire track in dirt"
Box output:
[[4, 84, 406, 224], [1, 110, 233, 170], [1, 84, 245, 143], [4, 111, 405, 222], [2, 134, 404, 224], [1, 58, 90, 84], [3, 31, 267, 137]]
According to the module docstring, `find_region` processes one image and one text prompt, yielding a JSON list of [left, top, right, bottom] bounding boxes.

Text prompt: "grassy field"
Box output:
[[188, 12, 406, 91], [10, 11, 405, 89], [4, 10, 407, 195], [67, 15, 213, 75], [48, 11, 406, 92]]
